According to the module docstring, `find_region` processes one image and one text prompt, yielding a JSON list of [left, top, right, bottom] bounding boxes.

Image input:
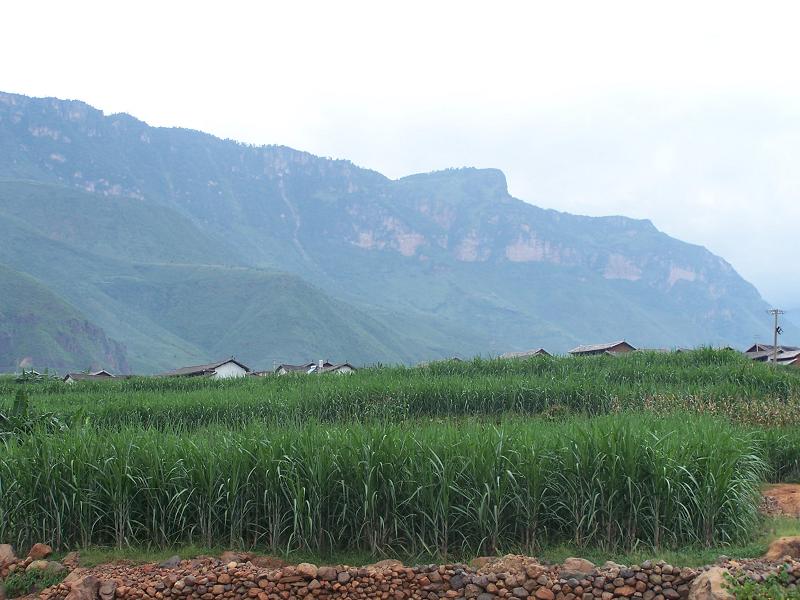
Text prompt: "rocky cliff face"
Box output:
[[52, 318, 129, 373]]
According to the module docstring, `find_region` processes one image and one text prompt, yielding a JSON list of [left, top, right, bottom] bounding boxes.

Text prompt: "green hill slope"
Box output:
[[0, 207, 209, 372], [99, 264, 424, 368], [0, 264, 128, 373], [0, 182, 439, 371]]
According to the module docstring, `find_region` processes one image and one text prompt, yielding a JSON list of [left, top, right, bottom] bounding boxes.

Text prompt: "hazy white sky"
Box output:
[[2, 1, 799, 306]]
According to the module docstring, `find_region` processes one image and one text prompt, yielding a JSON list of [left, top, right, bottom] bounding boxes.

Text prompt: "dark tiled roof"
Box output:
[[745, 343, 800, 353], [275, 363, 314, 373], [89, 369, 115, 377], [748, 348, 800, 362], [63, 373, 115, 382]]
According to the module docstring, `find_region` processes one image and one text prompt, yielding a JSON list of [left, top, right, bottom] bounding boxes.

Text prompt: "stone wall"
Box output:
[[34, 555, 800, 600], [2, 541, 800, 600]]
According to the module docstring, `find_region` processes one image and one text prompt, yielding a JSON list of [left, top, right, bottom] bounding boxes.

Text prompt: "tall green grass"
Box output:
[[2, 350, 799, 430], [753, 427, 800, 483], [0, 415, 766, 556]]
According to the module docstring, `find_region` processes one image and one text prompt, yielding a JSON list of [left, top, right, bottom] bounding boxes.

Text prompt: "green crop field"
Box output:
[[3, 349, 800, 429], [1, 350, 800, 560]]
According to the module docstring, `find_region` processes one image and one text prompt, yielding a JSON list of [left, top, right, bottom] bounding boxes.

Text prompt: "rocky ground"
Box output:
[[2, 543, 800, 600]]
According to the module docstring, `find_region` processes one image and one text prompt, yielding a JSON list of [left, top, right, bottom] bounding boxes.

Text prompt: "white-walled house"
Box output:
[[161, 358, 250, 379]]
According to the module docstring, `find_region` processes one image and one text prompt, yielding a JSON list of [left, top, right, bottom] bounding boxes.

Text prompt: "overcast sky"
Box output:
[[2, 1, 799, 307]]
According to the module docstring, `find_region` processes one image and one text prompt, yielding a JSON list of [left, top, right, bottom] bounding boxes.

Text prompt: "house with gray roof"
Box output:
[[160, 358, 250, 379], [500, 348, 551, 359], [569, 340, 636, 356], [63, 370, 116, 384], [309, 362, 356, 374], [275, 361, 333, 375]]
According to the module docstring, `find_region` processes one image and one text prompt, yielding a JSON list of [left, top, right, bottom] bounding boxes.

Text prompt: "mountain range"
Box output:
[[0, 91, 792, 373]]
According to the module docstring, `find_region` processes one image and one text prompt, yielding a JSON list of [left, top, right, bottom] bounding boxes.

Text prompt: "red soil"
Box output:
[[762, 483, 800, 517]]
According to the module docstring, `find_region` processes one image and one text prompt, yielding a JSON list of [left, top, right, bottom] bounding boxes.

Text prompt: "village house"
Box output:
[[745, 350, 775, 362], [309, 362, 357, 374], [63, 369, 116, 384], [275, 360, 356, 375], [88, 369, 115, 377], [744, 343, 800, 362], [500, 348, 551, 359], [417, 356, 465, 367], [569, 340, 637, 356], [744, 343, 800, 354], [160, 358, 250, 379], [275, 361, 332, 375], [771, 349, 800, 367]]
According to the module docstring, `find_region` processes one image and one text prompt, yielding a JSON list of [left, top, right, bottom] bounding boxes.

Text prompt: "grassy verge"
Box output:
[[536, 517, 800, 567], [57, 518, 800, 570]]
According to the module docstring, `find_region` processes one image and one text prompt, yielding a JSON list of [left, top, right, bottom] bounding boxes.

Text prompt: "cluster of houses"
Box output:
[[498, 339, 800, 365], [55, 339, 800, 382], [62, 358, 357, 382], [499, 340, 639, 358]]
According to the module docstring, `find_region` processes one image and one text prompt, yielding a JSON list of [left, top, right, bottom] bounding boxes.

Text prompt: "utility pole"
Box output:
[[768, 309, 785, 366]]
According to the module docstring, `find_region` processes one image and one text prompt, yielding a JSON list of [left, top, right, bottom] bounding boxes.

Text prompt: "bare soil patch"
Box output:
[[762, 483, 800, 517]]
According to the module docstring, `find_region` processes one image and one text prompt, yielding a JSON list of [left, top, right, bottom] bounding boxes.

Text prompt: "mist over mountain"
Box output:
[[0, 91, 790, 373]]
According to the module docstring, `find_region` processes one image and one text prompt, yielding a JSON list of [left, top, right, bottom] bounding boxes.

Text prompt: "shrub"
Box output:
[[2, 567, 66, 598], [724, 568, 800, 599]]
